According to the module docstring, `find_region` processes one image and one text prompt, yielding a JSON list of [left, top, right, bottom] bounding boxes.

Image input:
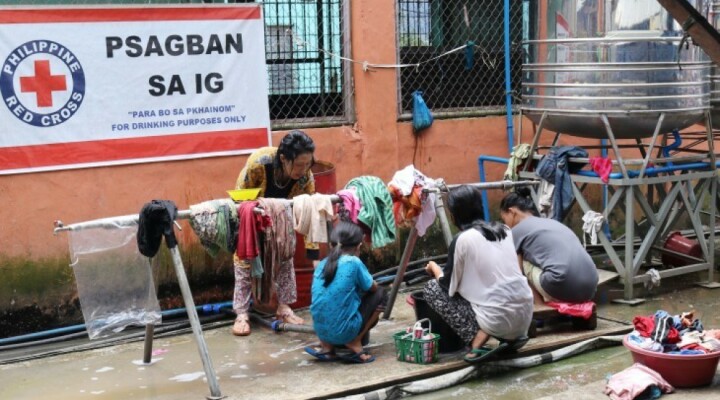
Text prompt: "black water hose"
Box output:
[[371, 254, 447, 278], [0, 314, 231, 365], [0, 301, 234, 346]]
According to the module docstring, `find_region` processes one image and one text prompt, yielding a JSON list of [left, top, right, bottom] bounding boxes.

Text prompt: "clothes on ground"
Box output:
[[581, 210, 604, 246], [345, 176, 396, 248], [387, 165, 437, 237], [189, 199, 239, 257], [512, 215, 598, 303], [445, 228, 533, 340], [535, 146, 588, 221], [545, 301, 595, 320], [503, 143, 531, 182], [604, 363, 674, 400], [137, 199, 179, 257], [310, 255, 375, 345], [644, 268, 661, 290], [336, 187, 362, 223], [235, 201, 271, 261], [292, 193, 334, 243], [589, 156, 613, 184]]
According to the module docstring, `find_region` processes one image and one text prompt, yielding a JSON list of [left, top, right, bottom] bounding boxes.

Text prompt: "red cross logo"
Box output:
[[20, 60, 67, 108]]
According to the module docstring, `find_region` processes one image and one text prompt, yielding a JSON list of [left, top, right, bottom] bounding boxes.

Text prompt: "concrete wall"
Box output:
[[0, 0, 536, 334]]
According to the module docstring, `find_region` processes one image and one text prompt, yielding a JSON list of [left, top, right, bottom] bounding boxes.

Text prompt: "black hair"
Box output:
[[274, 130, 316, 171], [447, 185, 507, 242], [499, 187, 540, 217], [323, 221, 365, 287]]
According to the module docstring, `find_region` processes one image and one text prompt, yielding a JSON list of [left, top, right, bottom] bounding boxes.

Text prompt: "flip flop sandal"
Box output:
[[277, 311, 305, 325], [463, 342, 509, 364], [503, 336, 529, 352], [339, 350, 375, 364], [304, 346, 339, 362]]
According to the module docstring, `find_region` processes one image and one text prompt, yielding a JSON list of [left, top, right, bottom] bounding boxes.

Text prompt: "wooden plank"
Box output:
[[307, 323, 633, 400]]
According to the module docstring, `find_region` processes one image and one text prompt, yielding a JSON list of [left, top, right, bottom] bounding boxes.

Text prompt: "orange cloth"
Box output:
[[388, 184, 423, 226]]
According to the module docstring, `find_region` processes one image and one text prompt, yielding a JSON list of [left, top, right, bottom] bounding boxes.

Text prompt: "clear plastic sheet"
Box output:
[[68, 222, 161, 339]]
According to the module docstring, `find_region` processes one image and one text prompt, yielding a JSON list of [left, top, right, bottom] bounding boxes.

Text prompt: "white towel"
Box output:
[[292, 194, 334, 243], [581, 210, 604, 246]]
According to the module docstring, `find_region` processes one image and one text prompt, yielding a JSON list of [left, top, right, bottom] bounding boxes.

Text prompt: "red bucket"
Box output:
[[661, 232, 702, 267], [623, 335, 720, 387]]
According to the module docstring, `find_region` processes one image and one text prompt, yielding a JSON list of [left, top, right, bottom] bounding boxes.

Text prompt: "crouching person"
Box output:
[[423, 185, 534, 363], [306, 221, 386, 363]]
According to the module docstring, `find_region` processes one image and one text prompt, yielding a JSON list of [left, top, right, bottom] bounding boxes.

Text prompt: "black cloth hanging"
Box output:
[[137, 200, 179, 257]]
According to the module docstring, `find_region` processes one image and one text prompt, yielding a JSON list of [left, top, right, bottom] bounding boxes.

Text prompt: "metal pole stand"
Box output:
[[169, 246, 224, 400], [519, 109, 719, 304]]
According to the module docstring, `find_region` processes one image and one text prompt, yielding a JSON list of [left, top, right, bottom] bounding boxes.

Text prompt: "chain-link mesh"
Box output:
[[1, 0, 353, 129], [396, 0, 523, 117]]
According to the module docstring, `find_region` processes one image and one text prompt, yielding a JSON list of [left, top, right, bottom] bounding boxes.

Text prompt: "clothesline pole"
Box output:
[[383, 226, 418, 320], [168, 246, 223, 399], [53, 195, 342, 233], [434, 194, 454, 247]]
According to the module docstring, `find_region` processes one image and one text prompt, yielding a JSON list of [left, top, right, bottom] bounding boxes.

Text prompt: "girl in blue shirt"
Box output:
[[306, 221, 386, 363]]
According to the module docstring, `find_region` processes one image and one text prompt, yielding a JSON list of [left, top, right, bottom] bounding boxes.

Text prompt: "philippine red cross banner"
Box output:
[[0, 5, 271, 174]]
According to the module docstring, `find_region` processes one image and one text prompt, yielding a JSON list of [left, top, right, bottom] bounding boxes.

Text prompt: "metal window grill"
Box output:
[[4, 0, 353, 129], [396, 0, 523, 117]]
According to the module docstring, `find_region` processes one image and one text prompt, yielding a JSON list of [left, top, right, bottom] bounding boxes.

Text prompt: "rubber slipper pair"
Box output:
[[339, 350, 375, 364], [463, 342, 509, 364], [304, 346, 339, 362]]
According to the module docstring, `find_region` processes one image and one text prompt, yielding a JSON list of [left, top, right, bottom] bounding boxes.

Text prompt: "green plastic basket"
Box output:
[[393, 318, 440, 364]]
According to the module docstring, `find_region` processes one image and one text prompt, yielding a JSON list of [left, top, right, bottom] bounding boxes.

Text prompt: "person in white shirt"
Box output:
[[423, 185, 534, 362]]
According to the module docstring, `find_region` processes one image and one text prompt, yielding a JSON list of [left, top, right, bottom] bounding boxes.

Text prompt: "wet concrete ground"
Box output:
[[1, 273, 719, 400], [413, 273, 720, 400]]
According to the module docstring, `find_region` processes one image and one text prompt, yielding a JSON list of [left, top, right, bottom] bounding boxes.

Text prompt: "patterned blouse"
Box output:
[[235, 147, 315, 198], [235, 146, 319, 255]]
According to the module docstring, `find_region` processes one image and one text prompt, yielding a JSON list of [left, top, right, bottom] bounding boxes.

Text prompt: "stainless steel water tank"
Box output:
[[522, 0, 711, 139]]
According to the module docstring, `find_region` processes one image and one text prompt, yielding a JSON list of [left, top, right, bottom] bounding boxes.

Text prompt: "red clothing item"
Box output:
[[388, 184, 423, 226], [680, 343, 707, 353], [589, 156, 613, 183], [633, 316, 655, 337], [632, 315, 680, 343], [546, 301, 595, 319], [236, 201, 272, 260]]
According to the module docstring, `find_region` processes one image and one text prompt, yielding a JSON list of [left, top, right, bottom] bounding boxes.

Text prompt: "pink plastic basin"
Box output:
[[623, 335, 720, 388]]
